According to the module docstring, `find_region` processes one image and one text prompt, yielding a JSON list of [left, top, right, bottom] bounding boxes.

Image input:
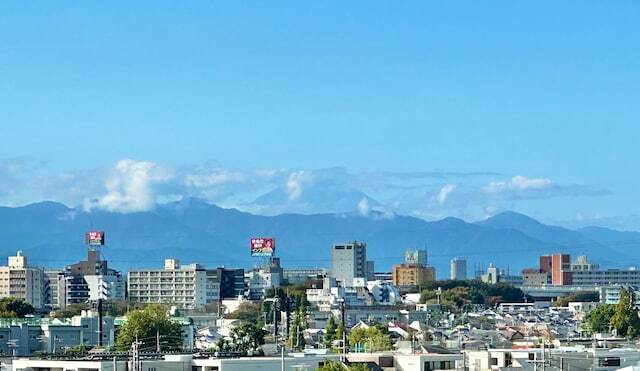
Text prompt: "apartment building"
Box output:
[[0, 251, 45, 309], [128, 259, 208, 309]]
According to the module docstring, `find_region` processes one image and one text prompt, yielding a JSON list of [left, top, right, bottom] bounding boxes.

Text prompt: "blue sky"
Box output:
[[0, 2, 638, 228]]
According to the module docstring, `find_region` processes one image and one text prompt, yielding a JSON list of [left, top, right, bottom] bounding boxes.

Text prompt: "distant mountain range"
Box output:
[[1, 199, 639, 278]]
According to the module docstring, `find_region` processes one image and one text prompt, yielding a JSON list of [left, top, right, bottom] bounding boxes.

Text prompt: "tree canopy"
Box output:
[[585, 304, 615, 333], [611, 288, 640, 338], [554, 291, 600, 307], [419, 280, 528, 309], [115, 304, 183, 351], [227, 302, 262, 323], [0, 297, 35, 317], [585, 289, 640, 338], [348, 326, 392, 352]]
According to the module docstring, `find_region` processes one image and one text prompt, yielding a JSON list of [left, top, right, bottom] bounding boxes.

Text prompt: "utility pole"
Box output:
[[285, 295, 291, 340], [113, 356, 117, 371], [274, 296, 280, 339], [98, 298, 104, 347], [542, 338, 546, 371], [156, 329, 161, 353], [340, 299, 347, 361], [281, 343, 285, 371]]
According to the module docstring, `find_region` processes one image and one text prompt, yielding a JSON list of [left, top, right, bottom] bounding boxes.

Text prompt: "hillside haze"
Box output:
[[0, 199, 638, 278]]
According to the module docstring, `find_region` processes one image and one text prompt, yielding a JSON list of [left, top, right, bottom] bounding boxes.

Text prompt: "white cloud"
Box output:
[[357, 197, 370, 216], [84, 159, 173, 213], [286, 171, 314, 200], [482, 175, 608, 200], [484, 175, 552, 194], [436, 184, 457, 205]]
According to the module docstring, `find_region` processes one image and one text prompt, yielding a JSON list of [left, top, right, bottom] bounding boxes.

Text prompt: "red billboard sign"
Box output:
[[86, 231, 105, 246], [250, 237, 275, 257]]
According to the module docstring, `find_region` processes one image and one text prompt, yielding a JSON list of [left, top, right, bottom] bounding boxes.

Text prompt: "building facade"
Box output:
[[44, 270, 67, 310], [392, 264, 436, 287], [450, 257, 467, 280], [64, 249, 125, 305], [127, 259, 208, 309], [521, 268, 551, 286], [331, 241, 372, 287], [0, 251, 45, 309], [539, 254, 572, 286]]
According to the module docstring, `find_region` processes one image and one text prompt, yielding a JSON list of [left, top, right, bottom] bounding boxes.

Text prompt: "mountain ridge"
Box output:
[[0, 201, 638, 277]]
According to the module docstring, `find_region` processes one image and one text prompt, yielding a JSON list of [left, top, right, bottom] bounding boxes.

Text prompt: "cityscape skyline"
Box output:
[[1, 2, 639, 229]]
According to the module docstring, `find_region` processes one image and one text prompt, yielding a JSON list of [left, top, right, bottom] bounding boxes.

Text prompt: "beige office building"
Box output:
[[0, 251, 45, 309]]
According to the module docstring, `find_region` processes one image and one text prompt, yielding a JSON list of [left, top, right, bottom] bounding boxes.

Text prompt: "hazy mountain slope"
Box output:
[[0, 201, 636, 276]]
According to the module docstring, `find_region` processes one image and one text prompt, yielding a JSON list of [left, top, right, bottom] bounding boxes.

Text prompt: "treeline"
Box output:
[[419, 280, 530, 309], [553, 291, 599, 307]]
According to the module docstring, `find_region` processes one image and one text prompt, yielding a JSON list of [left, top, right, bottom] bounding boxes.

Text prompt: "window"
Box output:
[[490, 357, 498, 366], [599, 357, 621, 367]]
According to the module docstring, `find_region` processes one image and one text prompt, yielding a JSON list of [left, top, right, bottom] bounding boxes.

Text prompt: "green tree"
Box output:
[[585, 305, 616, 333], [554, 291, 600, 307], [115, 304, 183, 351], [229, 323, 266, 355], [348, 364, 370, 371], [288, 303, 308, 350], [227, 302, 262, 323], [317, 360, 345, 371], [0, 297, 35, 317], [323, 315, 337, 348], [611, 288, 640, 338], [50, 303, 88, 318], [348, 326, 392, 352]]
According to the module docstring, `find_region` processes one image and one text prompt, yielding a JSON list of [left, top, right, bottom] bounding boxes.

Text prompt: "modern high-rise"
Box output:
[[0, 251, 45, 309], [331, 241, 372, 287], [127, 259, 208, 309], [450, 257, 467, 280]]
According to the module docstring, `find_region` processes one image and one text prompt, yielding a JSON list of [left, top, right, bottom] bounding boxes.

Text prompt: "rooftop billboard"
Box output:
[[86, 231, 105, 246], [250, 237, 275, 257]]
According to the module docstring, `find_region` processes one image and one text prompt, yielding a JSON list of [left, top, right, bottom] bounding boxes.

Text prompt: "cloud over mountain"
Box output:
[[0, 157, 616, 224]]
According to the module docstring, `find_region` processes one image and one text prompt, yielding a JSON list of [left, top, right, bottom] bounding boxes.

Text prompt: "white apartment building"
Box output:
[[0, 251, 45, 309], [127, 259, 208, 309]]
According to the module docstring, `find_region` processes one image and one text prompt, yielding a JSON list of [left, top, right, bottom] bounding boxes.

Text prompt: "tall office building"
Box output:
[[128, 259, 208, 309], [0, 251, 45, 309], [331, 241, 372, 287], [450, 257, 467, 280]]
